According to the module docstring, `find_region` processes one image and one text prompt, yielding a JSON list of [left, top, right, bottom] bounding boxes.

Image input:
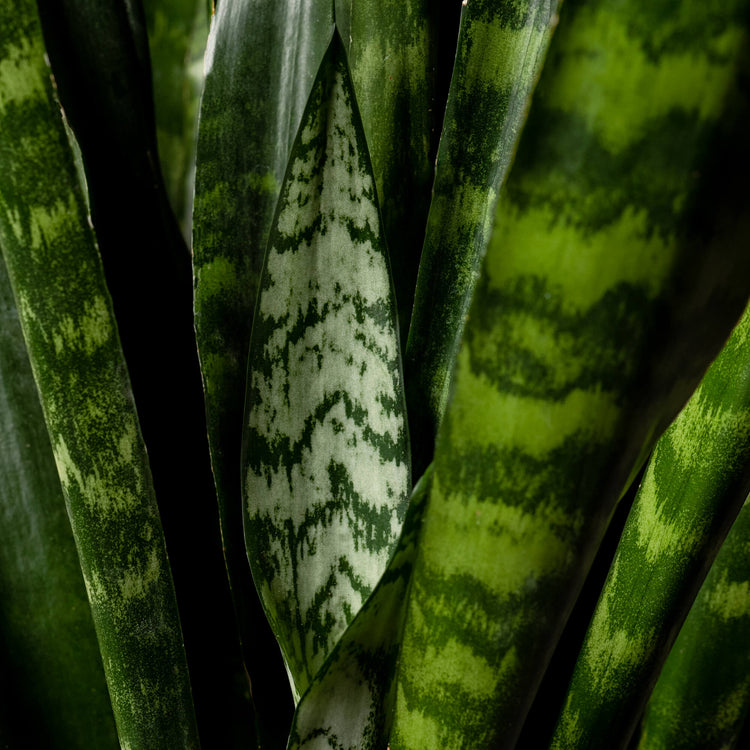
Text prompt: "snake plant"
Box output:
[[0, 0, 749, 748]]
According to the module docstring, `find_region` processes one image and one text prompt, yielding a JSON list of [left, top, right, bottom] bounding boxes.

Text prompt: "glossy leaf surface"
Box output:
[[242, 30, 410, 703], [193, 7, 440, 729], [193, 1, 335, 731], [0, 3, 199, 746]]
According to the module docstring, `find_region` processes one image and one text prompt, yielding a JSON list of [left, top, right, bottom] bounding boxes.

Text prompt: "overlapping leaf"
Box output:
[[193, 2, 336, 731], [193, 5, 441, 732], [288, 470, 431, 750], [387, 0, 750, 745], [242, 30, 410, 704], [552, 298, 750, 748], [638, 493, 750, 749]]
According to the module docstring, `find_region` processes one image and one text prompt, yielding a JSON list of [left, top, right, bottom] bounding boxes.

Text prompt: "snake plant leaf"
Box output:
[[388, 0, 750, 745], [404, 0, 561, 474], [333, 0, 445, 348], [141, 0, 210, 235], [242, 29, 411, 704], [36, 4, 255, 745], [638, 492, 750, 750], [0, 3, 199, 747], [288, 469, 431, 750], [551, 298, 750, 749], [0, 251, 118, 749]]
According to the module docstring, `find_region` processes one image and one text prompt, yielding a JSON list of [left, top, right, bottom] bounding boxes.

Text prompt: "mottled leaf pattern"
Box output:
[[334, 0, 444, 347], [388, 0, 750, 745], [552, 299, 750, 749], [639, 493, 750, 750], [405, 0, 561, 473], [288, 469, 431, 750], [242, 31, 410, 703], [0, 251, 117, 748], [0, 3, 199, 747], [141, 0, 209, 234], [193, 2, 334, 730]]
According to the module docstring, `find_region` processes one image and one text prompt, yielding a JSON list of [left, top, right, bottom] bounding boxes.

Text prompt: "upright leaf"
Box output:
[[141, 0, 210, 235], [193, 2, 441, 733], [388, 0, 750, 745], [638, 493, 750, 750], [551, 298, 750, 749], [242, 30, 411, 703], [0, 3, 199, 746], [405, 0, 561, 474], [0, 251, 117, 748], [193, 2, 335, 734], [36, 2, 253, 743]]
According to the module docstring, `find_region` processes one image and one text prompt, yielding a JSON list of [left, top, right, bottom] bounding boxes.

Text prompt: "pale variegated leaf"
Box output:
[[242, 29, 410, 703], [288, 470, 431, 750]]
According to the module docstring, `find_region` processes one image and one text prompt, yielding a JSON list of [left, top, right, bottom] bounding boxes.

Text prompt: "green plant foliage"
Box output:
[[552, 298, 750, 749], [141, 0, 209, 236], [243, 30, 410, 702], [638, 493, 750, 749], [288, 468, 432, 750], [405, 0, 561, 472], [1, 0, 750, 747], [0, 2, 198, 746], [0, 254, 117, 749]]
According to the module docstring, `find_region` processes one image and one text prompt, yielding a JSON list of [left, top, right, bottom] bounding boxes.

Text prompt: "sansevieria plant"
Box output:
[[0, 0, 749, 748]]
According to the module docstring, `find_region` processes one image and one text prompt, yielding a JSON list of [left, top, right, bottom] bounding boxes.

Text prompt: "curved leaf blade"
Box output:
[[0, 4, 199, 746], [242, 30, 411, 703], [288, 469, 432, 750], [389, 0, 750, 745], [141, 0, 209, 235], [638, 493, 750, 750], [552, 298, 750, 748], [334, 0, 446, 347], [193, 2, 335, 733]]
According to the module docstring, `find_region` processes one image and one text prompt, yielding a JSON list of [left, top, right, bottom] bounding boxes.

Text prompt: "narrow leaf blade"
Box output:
[[404, 0, 561, 473], [0, 251, 118, 748], [288, 469, 432, 750], [389, 0, 750, 744], [193, 3, 335, 733], [0, 4, 200, 746], [639, 493, 750, 749]]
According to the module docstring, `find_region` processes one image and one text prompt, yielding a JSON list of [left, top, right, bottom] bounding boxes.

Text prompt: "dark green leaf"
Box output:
[[0, 4, 199, 746]]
